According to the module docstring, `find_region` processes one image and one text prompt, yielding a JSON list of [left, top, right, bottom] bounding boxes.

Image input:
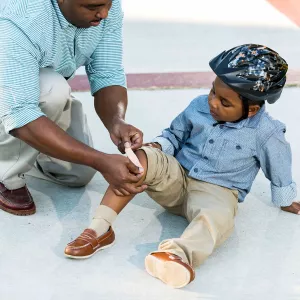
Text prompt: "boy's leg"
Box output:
[[155, 179, 238, 267], [64, 149, 149, 259], [64, 146, 188, 259], [145, 180, 238, 288]]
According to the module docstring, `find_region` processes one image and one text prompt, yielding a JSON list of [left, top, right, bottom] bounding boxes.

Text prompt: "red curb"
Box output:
[[69, 71, 300, 91], [267, 0, 300, 27]]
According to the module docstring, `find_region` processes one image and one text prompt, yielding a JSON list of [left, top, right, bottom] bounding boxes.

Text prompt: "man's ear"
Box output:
[[248, 105, 260, 117]]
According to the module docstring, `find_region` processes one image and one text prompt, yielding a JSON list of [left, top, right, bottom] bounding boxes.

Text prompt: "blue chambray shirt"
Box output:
[[0, 0, 126, 133], [153, 95, 297, 207]]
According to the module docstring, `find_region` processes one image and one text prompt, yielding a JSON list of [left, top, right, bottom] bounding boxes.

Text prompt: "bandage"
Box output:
[[125, 147, 143, 168]]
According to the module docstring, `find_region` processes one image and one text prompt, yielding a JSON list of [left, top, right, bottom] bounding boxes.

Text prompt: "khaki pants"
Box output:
[[0, 68, 96, 190], [141, 146, 239, 268]]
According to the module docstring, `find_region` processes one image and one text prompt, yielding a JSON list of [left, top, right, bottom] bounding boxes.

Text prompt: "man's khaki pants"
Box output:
[[141, 146, 239, 268], [0, 68, 96, 190]]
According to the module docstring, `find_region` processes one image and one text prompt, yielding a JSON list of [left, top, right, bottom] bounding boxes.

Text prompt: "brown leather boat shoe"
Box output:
[[145, 252, 195, 288], [0, 182, 36, 216], [64, 227, 115, 259]]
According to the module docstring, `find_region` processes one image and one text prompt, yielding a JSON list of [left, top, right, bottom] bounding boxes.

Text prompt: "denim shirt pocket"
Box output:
[[215, 139, 255, 172]]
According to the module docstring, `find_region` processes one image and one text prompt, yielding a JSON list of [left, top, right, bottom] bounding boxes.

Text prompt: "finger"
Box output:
[[130, 132, 143, 150], [126, 172, 143, 183], [119, 188, 131, 196], [281, 205, 298, 215], [134, 184, 148, 193], [123, 183, 146, 195], [126, 160, 143, 175], [293, 202, 300, 214], [125, 147, 143, 169], [120, 134, 132, 150], [117, 140, 125, 154], [113, 189, 124, 197]]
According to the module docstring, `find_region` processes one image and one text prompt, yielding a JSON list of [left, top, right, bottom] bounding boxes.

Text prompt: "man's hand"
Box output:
[[96, 153, 147, 196], [110, 119, 143, 153], [281, 202, 300, 215], [143, 142, 162, 150]]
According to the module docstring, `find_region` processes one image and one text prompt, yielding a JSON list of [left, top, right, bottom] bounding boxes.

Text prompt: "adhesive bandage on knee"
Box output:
[[125, 147, 143, 169]]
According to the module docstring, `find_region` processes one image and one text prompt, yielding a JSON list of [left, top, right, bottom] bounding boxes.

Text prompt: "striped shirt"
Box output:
[[0, 0, 126, 133], [153, 95, 297, 207]]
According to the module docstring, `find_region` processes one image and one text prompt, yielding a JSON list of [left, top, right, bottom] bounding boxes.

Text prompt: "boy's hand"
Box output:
[[143, 142, 162, 150], [281, 202, 300, 215]]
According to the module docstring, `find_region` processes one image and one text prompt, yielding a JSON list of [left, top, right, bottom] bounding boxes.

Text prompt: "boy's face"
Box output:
[[208, 77, 244, 122]]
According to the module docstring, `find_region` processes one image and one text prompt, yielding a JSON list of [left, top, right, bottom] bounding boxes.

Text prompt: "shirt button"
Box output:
[[194, 168, 198, 173], [236, 145, 242, 150], [209, 139, 214, 144], [220, 125, 224, 129]]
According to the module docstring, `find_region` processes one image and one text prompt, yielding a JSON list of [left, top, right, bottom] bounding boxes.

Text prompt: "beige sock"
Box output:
[[88, 205, 117, 237]]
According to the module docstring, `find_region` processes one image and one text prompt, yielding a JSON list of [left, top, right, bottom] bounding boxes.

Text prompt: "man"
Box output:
[[0, 0, 146, 216]]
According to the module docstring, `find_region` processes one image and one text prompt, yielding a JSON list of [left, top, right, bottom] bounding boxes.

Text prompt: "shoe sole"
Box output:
[[64, 241, 115, 259], [145, 254, 191, 288], [0, 203, 36, 216]]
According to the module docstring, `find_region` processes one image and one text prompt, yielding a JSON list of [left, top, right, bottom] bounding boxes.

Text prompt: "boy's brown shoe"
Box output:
[[0, 183, 36, 216], [64, 227, 115, 259], [145, 252, 195, 288]]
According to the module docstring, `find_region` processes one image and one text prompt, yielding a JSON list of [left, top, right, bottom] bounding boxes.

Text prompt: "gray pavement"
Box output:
[[1, 88, 299, 300]]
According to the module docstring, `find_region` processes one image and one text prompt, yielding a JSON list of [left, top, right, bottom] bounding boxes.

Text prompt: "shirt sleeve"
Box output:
[[86, 0, 126, 95], [0, 22, 44, 133], [258, 126, 297, 207], [152, 101, 194, 156]]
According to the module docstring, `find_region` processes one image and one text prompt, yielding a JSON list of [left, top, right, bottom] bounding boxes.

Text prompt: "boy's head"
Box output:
[[208, 44, 288, 122]]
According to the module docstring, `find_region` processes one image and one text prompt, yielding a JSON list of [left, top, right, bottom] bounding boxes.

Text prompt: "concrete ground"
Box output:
[[1, 88, 299, 300]]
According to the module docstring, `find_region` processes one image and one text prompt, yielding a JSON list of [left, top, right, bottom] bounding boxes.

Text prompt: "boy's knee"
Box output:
[[39, 68, 71, 120], [135, 149, 148, 171]]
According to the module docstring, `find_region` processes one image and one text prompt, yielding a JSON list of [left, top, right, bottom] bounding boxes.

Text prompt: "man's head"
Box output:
[[209, 44, 288, 122], [58, 0, 113, 28]]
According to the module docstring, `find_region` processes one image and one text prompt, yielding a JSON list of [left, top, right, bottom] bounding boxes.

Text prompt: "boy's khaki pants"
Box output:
[[0, 68, 96, 190], [141, 146, 239, 268]]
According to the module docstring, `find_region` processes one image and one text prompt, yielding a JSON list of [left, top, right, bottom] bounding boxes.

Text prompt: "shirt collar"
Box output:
[[51, 0, 76, 30], [198, 95, 266, 129]]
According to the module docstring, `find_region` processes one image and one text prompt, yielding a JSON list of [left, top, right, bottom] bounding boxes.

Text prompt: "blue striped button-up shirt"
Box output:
[[153, 95, 297, 207], [0, 0, 126, 133]]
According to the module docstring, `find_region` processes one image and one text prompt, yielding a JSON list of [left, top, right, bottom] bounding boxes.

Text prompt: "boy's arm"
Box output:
[[258, 127, 298, 213], [151, 102, 194, 156]]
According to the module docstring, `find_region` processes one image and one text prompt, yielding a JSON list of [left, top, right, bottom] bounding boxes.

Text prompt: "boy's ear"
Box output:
[[248, 105, 260, 117]]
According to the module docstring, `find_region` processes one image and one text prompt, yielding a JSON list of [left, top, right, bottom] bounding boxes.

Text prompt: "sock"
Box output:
[[88, 205, 117, 237]]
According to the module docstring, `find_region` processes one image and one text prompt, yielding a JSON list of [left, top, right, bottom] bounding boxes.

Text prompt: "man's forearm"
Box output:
[[94, 85, 128, 131], [11, 116, 106, 169]]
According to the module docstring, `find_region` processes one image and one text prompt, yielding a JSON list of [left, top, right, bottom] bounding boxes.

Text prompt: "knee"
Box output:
[[39, 68, 71, 120], [135, 149, 148, 171]]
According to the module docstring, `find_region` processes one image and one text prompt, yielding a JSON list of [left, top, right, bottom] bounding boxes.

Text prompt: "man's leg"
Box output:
[[35, 94, 96, 187], [146, 179, 238, 288], [0, 68, 72, 215]]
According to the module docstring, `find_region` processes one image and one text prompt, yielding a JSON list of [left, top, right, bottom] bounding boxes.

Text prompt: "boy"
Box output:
[[64, 44, 298, 288]]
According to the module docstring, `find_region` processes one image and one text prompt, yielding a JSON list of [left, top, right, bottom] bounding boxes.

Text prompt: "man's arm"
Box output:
[[11, 116, 146, 194], [11, 116, 104, 169], [0, 16, 145, 195], [86, 0, 143, 153], [94, 85, 142, 153]]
